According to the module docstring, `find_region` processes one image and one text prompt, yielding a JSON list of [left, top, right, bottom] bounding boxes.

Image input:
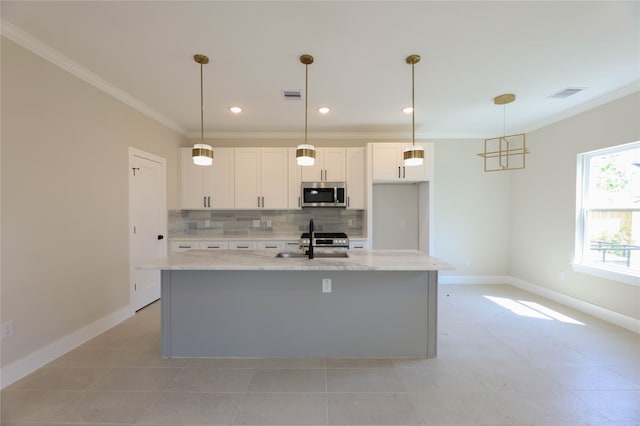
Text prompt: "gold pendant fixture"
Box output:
[[403, 54, 424, 166], [192, 54, 214, 166], [478, 93, 528, 172], [296, 54, 316, 166]]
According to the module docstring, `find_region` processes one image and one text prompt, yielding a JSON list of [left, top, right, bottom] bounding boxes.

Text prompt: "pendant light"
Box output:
[[403, 54, 424, 166], [477, 93, 528, 172], [192, 54, 214, 166], [296, 54, 316, 166]]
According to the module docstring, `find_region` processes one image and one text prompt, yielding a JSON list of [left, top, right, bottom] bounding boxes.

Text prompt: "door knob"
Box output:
[[157, 235, 164, 240]]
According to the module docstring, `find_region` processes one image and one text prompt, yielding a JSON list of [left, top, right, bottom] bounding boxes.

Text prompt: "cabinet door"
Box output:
[[208, 148, 235, 208], [322, 148, 346, 181], [346, 147, 365, 209], [180, 148, 209, 209], [260, 148, 288, 209], [371, 143, 401, 181], [300, 149, 324, 181], [288, 148, 302, 209], [234, 149, 261, 208]]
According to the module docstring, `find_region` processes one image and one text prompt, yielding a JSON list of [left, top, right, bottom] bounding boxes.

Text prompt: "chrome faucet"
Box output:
[[308, 219, 314, 259]]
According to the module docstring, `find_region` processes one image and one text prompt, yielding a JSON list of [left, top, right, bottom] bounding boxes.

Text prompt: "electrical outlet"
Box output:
[[322, 278, 332, 293], [1, 320, 14, 341], [252, 220, 260, 228]]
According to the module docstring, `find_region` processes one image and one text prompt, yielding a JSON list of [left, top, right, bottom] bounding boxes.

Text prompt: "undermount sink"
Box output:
[[275, 252, 349, 259]]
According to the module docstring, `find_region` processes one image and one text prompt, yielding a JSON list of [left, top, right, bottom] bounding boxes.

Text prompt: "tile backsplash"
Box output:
[[169, 209, 365, 238]]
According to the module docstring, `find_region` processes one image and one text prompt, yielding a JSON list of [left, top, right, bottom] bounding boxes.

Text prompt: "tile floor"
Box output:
[[2, 284, 639, 425]]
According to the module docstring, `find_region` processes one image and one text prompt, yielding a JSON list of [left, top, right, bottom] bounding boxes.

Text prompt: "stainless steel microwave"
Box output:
[[301, 182, 347, 208]]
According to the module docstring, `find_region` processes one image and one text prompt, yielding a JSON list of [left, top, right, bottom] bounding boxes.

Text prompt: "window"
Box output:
[[575, 141, 640, 284]]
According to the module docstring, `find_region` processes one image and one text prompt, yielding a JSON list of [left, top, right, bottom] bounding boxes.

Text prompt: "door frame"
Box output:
[[128, 147, 167, 312]]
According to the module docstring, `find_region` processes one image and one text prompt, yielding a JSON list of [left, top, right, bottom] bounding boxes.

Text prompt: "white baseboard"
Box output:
[[439, 274, 639, 334], [439, 274, 511, 285], [508, 276, 640, 334], [1, 305, 133, 389]]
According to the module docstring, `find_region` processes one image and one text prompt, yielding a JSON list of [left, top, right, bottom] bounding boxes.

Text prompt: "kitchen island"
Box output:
[[140, 249, 454, 358]]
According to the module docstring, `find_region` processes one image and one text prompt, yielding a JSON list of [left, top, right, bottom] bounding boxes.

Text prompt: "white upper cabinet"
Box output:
[[300, 148, 347, 182], [371, 143, 433, 182], [288, 148, 302, 209], [346, 147, 366, 209], [180, 147, 234, 209], [234, 148, 288, 209]]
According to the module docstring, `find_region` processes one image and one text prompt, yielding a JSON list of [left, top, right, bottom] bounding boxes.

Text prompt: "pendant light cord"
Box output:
[[200, 62, 204, 143], [411, 61, 415, 147], [304, 63, 308, 144]]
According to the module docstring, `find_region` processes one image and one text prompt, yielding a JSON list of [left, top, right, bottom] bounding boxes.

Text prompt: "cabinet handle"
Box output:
[[298, 196, 301, 208], [403, 166, 406, 179], [207, 245, 221, 249], [258, 197, 261, 207], [208, 196, 211, 208], [264, 245, 277, 249], [204, 196, 207, 208], [347, 196, 350, 208], [398, 166, 401, 178], [237, 245, 249, 249], [178, 245, 191, 249], [261, 196, 265, 207]]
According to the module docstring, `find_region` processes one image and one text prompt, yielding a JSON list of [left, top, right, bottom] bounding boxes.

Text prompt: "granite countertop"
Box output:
[[169, 235, 368, 241], [139, 249, 454, 271]]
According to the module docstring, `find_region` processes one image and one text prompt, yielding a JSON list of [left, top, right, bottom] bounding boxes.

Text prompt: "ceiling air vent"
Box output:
[[282, 90, 302, 100], [548, 87, 587, 99]]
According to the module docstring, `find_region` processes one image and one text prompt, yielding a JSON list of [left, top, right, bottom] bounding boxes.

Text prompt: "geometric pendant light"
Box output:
[[296, 54, 316, 166], [477, 93, 528, 172], [403, 54, 424, 166], [192, 54, 214, 166]]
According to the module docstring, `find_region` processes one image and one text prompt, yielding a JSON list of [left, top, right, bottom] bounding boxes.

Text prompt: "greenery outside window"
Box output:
[[575, 141, 640, 285]]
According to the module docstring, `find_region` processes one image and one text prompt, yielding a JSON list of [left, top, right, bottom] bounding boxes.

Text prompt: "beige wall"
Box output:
[[1, 38, 185, 366], [509, 92, 640, 320], [431, 138, 511, 276]]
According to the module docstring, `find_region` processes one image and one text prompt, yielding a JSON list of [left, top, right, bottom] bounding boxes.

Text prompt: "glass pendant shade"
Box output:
[[296, 144, 316, 166], [403, 146, 424, 166], [192, 143, 214, 166]]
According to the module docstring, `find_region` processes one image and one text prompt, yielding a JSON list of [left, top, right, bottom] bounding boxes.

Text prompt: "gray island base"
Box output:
[[142, 250, 454, 359]]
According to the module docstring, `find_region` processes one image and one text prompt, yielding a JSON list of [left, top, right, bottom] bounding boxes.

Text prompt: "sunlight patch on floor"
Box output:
[[484, 295, 585, 325]]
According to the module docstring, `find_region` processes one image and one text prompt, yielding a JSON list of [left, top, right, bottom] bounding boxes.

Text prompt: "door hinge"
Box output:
[[132, 167, 140, 176]]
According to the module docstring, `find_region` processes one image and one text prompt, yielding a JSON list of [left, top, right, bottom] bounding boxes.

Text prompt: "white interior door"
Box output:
[[129, 148, 166, 311]]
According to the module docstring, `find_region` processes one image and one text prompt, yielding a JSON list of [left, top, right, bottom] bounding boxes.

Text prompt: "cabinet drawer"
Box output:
[[257, 241, 285, 251], [229, 241, 258, 250], [284, 240, 302, 251], [349, 239, 369, 250], [171, 241, 198, 253], [199, 241, 229, 250]]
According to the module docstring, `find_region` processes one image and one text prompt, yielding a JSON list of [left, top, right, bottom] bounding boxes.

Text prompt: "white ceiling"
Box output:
[[2, 1, 639, 139]]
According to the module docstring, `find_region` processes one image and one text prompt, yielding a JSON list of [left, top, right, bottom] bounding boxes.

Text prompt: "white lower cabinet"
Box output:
[[257, 241, 285, 251], [229, 241, 258, 250], [170, 241, 198, 253], [199, 241, 229, 250], [349, 239, 369, 250]]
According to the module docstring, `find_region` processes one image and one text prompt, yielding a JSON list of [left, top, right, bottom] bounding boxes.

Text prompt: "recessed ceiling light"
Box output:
[[402, 106, 413, 114], [318, 106, 330, 114], [229, 106, 242, 114]]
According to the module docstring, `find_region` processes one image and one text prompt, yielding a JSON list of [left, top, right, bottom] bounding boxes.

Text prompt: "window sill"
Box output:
[[572, 263, 640, 286]]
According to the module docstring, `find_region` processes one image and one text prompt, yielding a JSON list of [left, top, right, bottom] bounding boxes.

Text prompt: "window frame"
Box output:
[[573, 141, 640, 286]]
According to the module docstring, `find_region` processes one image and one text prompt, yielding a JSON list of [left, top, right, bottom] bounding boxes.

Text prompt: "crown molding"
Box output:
[[186, 130, 482, 140], [1, 20, 187, 135]]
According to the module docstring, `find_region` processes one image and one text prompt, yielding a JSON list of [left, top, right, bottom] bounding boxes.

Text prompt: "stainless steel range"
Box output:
[[300, 232, 349, 249]]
